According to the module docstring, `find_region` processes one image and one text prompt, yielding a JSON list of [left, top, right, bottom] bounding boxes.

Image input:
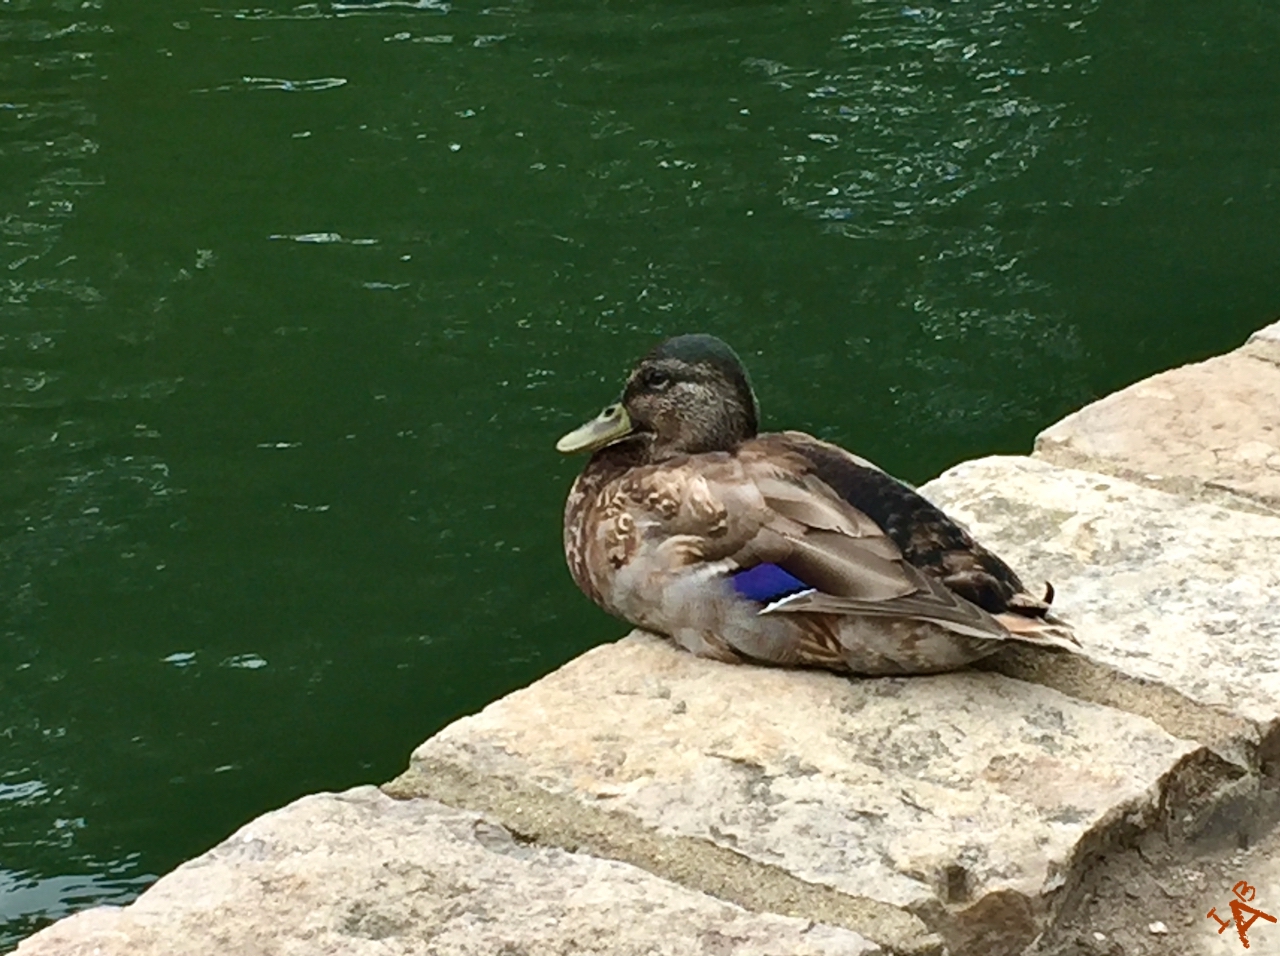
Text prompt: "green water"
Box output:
[[1, 0, 1277, 944]]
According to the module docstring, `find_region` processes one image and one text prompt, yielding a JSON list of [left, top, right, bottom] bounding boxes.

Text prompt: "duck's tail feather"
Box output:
[[993, 610, 1080, 652]]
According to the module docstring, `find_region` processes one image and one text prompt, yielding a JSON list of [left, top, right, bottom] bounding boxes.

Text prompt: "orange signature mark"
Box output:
[[1207, 881, 1278, 949]]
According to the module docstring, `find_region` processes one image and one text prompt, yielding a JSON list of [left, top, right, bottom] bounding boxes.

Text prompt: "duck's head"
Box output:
[[556, 333, 759, 462]]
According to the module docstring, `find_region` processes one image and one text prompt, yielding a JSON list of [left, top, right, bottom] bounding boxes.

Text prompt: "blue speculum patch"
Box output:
[[731, 563, 811, 602]]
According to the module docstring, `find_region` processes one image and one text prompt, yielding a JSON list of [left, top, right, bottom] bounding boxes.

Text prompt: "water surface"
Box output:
[[2, 0, 1278, 946]]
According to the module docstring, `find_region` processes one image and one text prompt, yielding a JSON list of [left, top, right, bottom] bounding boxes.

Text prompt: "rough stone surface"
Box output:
[[1033, 338, 1280, 513], [14, 787, 880, 956], [920, 456, 1280, 779], [388, 751, 941, 955], [1247, 317, 1280, 367], [396, 633, 1205, 956]]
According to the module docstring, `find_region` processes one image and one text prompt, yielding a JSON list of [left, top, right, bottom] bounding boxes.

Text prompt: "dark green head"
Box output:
[[556, 333, 759, 461]]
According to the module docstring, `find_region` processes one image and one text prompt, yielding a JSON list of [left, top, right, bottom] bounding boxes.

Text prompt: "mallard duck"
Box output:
[[556, 333, 1078, 675]]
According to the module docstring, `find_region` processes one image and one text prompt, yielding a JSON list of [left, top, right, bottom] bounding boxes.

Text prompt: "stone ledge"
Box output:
[[386, 754, 939, 956], [921, 456, 1280, 789], [14, 787, 881, 956], [1247, 317, 1280, 362], [389, 633, 1213, 956], [1033, 321, 1280, 515]]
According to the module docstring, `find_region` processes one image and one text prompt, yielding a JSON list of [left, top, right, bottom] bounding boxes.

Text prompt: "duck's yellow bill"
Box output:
[[555, 404, 633, 454]]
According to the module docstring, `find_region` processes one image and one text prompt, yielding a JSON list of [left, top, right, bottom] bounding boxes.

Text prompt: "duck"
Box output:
[[555, 333, 1078, 676]]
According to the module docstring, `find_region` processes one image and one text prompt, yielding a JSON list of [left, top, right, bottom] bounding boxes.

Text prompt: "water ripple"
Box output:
[[196, 76, 349, 93], [759, 0, 1106, 238], [221, 0, 450, 21]]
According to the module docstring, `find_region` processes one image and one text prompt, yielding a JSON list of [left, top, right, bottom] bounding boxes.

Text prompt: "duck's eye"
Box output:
[[642, 369, 672, 391]]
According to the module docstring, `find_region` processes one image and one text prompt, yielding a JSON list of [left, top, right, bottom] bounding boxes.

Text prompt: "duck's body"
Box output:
[[557, 334, 1076, 676]]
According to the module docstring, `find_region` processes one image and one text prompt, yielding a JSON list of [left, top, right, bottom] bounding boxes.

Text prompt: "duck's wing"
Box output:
[[711, 451, 1006, 642], [752, 432, 1058, 621], [725, 441, 1078, 652]]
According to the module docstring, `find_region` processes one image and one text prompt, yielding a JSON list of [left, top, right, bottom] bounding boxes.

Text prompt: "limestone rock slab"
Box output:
[[15, 786, 879, 956], [395, 633, 1203, 956], [1033, 337, 1280, 513], [920, 455, 1280, 772], [1246, 317, 1280, 367]]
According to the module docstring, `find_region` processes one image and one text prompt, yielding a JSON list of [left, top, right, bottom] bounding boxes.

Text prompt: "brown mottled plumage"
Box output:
[[556, 333, 1078, 675]]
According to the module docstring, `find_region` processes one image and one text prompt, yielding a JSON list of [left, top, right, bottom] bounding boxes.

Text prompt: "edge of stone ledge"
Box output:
[[1245, 316, 1280, 360], [1032, 321, 1280, 516], [926, 453, 1280, 790], [1029, 437, 1280, 518], [976, 644, 1266, 775], [382, 757, 944, 956], [978, 646, 1280, 851], [14, 786, 887, 956]]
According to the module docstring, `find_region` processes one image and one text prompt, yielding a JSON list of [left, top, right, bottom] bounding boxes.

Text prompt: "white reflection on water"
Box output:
[[0, 780, 48, 803], [221, 0, 451, 21], [1, 866, 152, 947], [268, 231, 379, 244], [220, 654, 269, 669], [334, 0, 448, 10], [194, 76, 349, 93], [240, 76, 348, 92]]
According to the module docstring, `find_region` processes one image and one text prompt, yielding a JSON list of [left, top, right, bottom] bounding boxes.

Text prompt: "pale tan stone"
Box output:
[[920, 455, 1280, 771], [15, 787, 880, 956], [1250, 318, 1280, 343], [1246, 318, 1280, 365], [399, 633, 1205, 956], [1033, 346, 1280, 513]]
